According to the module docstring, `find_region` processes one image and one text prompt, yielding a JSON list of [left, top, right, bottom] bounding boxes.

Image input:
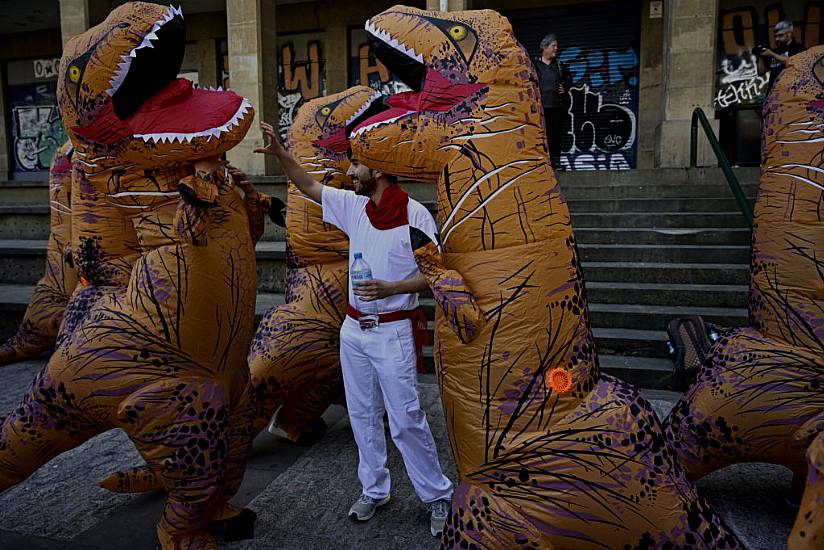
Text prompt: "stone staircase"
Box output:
[[0, 167, 758, 388]]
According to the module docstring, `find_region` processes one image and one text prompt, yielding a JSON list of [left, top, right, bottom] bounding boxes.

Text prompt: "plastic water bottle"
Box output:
[[351, 252, 379, 329]]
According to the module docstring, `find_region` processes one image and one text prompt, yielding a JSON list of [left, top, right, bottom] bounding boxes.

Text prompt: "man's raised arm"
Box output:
[[255, 122, 324, 204]]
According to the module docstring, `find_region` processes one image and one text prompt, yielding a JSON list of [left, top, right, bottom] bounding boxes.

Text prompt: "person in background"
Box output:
[[253, 122, 454, 538], [534, 33, 571, 170], [757, 20, 806, 93]]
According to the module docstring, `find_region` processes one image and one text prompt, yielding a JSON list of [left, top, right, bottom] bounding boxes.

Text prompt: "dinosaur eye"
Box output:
[[320, 106, 332, 116], [449, 25, 468, 40], [69, 66, 81, 83]]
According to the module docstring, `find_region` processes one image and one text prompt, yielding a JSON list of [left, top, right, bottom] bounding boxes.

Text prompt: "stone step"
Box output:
[[3, 182, 757, 207], [589, 303, 747, 332], [593, 327, 670, 358], [582, 261, 749, 285], [573, 227, 752, 245], [0, 283, 680, 387], [561, 183, 758, 200], [586, 281, 748, 308], [598, 354, 675, 390], [570, 211, 752, 228], [562, 197, 752, 213], [0, 240, 752, 287], [0, 205, 754, 247], [0, 206, 51, 240], [579, 244, 750, 264]]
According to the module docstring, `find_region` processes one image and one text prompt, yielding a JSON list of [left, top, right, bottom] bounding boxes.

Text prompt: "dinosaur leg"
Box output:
[[0, 369, 99, 490], [0, 281, 73, 367], [116, 377, 253, 550], [98, 464, 161, 494], [789, 431, 824, 550], [663, 328, 823, 481], [249, 304, 342, 439]]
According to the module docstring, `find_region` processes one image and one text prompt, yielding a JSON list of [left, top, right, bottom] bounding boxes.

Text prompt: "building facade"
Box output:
[[0, 0, 816, 178]]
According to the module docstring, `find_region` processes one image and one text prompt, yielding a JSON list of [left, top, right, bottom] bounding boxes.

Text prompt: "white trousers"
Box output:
[[340, 315, 453, 503]]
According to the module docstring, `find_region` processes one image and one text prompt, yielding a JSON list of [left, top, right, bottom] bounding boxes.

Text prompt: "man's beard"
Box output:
[[354, 176, 377, 197]]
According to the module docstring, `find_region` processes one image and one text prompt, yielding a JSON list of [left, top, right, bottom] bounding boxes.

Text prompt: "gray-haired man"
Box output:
[[757, 20, 805, 93], [534, 33, 570, 169]]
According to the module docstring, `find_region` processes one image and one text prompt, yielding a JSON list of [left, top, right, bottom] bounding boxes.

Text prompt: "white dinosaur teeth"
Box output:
[[133, 98, 252, 144], [345, 91, 383, 126], [365, 20, 423, 64]]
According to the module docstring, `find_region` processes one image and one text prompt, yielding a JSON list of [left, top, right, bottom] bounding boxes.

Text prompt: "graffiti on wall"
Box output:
[[8, 82, 67, 173], [278, 36, 326, 138], [13, 105, 66, 171], [716, 1, 823, 110], [558, 46, 639, 170], [348, 28, 410, 94]]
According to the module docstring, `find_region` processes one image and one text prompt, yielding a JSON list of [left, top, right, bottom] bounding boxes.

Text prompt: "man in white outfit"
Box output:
[[254, 122, 453, 537]]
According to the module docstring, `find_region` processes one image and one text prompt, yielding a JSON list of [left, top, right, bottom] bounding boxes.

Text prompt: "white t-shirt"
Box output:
[[322, 185, 438, 314]]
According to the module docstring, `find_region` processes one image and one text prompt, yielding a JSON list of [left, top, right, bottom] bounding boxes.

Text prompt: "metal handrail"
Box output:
[[689, 107, 754, 227]]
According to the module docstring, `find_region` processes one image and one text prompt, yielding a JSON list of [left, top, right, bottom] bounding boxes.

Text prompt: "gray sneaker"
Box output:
[[429, 498, 451, 537], [348, 494, 390, 521]]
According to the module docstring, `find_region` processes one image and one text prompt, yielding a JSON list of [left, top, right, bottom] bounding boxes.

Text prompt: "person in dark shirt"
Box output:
[[757, 20, 806, 93], [534, 34, 570, 169]]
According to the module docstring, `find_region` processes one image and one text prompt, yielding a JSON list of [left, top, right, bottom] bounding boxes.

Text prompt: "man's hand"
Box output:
[[353, 279, 397, 302], [227, 164, 258, 200], [255, 121, 324, 203], [255, 122, 288, 159], [758, 48, 775, 58]]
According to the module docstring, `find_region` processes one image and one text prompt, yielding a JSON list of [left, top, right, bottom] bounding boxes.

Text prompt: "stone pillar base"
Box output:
[[656, 118, 720, 168]]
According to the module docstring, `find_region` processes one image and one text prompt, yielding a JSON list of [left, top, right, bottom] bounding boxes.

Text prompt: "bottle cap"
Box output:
[[354, 252, 362, 259]]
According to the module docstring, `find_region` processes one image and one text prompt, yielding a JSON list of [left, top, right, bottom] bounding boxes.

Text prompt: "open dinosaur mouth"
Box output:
[[73, 5, 251, 145], [351, 20, 486, 137], [311, 91, 387, 153]]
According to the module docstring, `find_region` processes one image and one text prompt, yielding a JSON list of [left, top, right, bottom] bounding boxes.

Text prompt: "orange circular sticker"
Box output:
[[547, 367, 574, 394]]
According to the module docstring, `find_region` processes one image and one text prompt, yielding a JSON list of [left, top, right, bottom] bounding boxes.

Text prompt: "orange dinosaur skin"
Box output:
[[350, 6, 741, 549], [664, 47, 824, 550], [0, 4, 257, 549], [0, 141, 79, 366], [248, 86, 381, 439], [99, 88, 380, 493]]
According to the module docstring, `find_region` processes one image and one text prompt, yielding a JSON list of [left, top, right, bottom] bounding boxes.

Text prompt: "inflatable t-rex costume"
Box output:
[[248, 86, 385, 439], [350, 6, 741, 549], [664, 47, 824, 550], [0, 141, 79, 366], [95, 88, 384, 493], [0, 4, 258, 549]]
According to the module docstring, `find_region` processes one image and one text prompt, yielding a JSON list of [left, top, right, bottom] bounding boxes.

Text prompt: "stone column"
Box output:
[[226, 0, 278, 176], [637, 0, 664, 169], [0, 70, 8, 179], [656, 0, 719, 167], [196, 39, 220, 89], [325, 25, 349, 94], [426, 0, 472, 11], [59, 0, 110, 47]]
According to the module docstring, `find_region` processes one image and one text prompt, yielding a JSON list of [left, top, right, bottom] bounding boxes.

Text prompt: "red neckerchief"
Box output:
[[365, 184, 408, 229]]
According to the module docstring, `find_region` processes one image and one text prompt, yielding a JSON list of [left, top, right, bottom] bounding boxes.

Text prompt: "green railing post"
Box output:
[[690, 110, 698, 168], [688, 107, 754, 227]]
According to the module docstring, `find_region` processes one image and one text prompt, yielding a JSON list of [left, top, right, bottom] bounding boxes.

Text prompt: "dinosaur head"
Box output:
[[349, 5, 545, 180], [287, 86, 386, 188], [58, 2, 253, 167], [763, 46, 824, 188]]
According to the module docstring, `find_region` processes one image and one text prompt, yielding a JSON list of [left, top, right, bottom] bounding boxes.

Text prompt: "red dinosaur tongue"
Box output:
[[73, 79, 244, 145], [312, 128, 349, 153], [352, 69, 485, 133]]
